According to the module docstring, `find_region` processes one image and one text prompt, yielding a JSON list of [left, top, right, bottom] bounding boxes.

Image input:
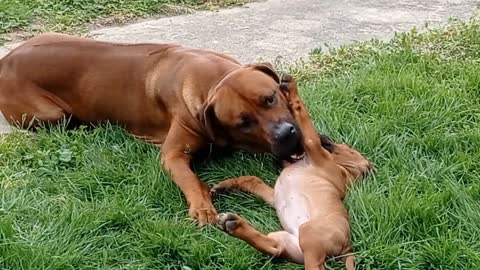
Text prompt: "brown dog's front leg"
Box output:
[[161, 122, 217, 226]]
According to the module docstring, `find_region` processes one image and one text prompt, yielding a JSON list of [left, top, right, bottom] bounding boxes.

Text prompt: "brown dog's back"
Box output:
[[0, 33, 239, 139]]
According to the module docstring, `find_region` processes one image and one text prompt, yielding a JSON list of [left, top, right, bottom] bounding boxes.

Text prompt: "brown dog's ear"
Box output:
[[246, 62, 280, 84], [200, 101, 228, 146], [255, 62, 274, 69]]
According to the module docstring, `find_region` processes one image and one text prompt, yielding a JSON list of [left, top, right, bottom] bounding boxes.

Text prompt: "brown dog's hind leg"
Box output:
[[279, 75, 332, 166], [211, 176, 275, 207], [0, 82, 69, 129], [217, 213, 303, 263]]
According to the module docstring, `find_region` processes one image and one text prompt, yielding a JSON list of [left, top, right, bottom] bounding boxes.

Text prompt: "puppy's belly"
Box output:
[[274, 165, 313, 236]]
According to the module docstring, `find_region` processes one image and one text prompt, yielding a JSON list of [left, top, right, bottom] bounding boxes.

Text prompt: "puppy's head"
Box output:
[[282, 134, 375, 179], [328, 138, 375, 179], [201, 63, 302, 160]]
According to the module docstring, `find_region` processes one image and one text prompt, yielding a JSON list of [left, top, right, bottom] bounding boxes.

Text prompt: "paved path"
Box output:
[[0, 0, 477, 133]]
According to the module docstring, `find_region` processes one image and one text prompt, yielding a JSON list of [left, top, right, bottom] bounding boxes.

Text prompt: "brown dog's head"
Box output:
[[201, 63, 302, 160]]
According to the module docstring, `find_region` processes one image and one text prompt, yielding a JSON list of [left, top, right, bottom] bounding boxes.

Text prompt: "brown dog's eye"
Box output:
[[264, 93, 277, 107]]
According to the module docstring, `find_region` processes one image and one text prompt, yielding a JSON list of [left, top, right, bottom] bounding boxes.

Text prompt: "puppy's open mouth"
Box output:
[[289, 152, 306, 161], [288, 143, 305, 162]]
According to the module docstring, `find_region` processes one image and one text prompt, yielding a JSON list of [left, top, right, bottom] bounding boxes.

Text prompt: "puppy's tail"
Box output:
[[344, 254, 355, 270]]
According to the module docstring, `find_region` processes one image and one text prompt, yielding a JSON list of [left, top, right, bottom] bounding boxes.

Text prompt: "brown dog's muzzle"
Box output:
[[271, 120, 303, 159]]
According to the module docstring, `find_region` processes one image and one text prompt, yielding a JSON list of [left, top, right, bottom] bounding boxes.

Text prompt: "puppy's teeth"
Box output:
[[289, 152, 305, 160]]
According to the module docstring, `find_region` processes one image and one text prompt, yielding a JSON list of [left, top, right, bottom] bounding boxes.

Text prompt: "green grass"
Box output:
[[0, 0, 249, 37], [2, 17, 480, 269]]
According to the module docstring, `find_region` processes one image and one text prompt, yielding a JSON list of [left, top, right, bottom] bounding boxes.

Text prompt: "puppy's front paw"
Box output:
[[279, 74, 299, 101], [210, 184, 230, 196], [279, 74, 293, 95], [216, 212, 242, 234], [280, 73, 293, 83]]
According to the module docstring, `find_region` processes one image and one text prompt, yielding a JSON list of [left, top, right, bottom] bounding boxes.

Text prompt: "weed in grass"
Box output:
[[0, 0, 252, 40]]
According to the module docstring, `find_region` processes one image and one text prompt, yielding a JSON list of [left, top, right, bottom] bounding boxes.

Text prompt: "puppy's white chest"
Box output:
[[274, 164, 312, 236]]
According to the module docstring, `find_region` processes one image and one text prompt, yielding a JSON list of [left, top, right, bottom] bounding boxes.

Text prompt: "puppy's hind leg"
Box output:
[[299, 222, 328, 270], [299, 219, 353, 270], [217, 213, 303, 263]]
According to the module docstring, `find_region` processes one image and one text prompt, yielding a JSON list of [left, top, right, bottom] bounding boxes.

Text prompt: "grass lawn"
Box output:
[[0, 0, 249, 39], [1, 18, 480, 269]]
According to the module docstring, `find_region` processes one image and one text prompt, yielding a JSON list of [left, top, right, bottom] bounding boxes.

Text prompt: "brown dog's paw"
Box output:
[[189, 202, 218, 227], [216, 212, 243, 234]]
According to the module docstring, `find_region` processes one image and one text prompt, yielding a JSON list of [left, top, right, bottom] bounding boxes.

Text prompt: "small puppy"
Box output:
[[211, 75, 374, 270]]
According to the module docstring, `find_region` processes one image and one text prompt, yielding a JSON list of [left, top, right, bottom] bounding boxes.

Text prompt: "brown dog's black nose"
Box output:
[[271, 121, 302, 159], [274, 122, 297, 141]]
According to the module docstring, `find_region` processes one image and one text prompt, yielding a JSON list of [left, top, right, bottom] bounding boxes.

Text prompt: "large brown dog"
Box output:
[[0, 33, 303, 225], [212, 75, 374, 269]]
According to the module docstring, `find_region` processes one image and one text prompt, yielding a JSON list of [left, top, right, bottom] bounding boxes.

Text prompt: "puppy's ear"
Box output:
[[200, 101, 228, 146], [246, 62, 280, 84], [319, 133, 336, 153]]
